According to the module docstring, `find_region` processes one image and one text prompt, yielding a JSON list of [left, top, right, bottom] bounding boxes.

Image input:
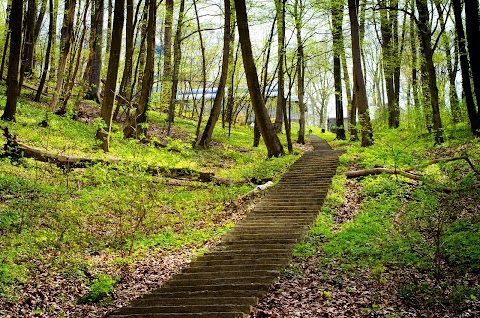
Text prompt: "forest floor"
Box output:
[[250, 133, 480, 318], [2, 192, 262, 318], [252, 178, 480, 318], [1, 90, 480, 317]]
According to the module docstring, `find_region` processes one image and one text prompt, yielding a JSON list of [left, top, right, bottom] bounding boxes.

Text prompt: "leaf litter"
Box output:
[[251, 179, 480, 318]]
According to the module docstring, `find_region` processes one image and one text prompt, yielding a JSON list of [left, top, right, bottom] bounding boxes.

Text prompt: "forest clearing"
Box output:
[[1, 0, 480, 315]]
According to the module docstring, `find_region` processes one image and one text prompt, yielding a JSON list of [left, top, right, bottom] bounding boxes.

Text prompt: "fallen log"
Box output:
[[344, 168, 423, 180], [344, 156, 480, 192], [2, 128, 119, 168], [408, 156, 479, 175], [1, 128, 268, 185], [22, 83, 51, 97], [345, 156, 479, 180]]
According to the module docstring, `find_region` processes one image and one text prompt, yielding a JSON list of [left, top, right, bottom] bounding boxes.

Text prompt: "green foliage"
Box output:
[[0, 94, 303, 300], [292, 124, 480, 313], [78, 274, 117, 304], [293, 212, 333, 258], [360, 175, 408, 198], [324, 174, 346, 207], [442, 220, 480, 271]]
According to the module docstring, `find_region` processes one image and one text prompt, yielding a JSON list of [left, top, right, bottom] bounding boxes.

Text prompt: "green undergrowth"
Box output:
[[294, 126, 480, 313], [0, 95, 303, 300]]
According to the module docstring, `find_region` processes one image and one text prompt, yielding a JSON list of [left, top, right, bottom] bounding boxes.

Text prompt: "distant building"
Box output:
[[327, 117, 350, 133], [174, 87, 302, 126]]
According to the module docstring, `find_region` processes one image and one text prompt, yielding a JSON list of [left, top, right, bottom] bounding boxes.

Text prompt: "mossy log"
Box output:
[[1, 128, 269, 185]]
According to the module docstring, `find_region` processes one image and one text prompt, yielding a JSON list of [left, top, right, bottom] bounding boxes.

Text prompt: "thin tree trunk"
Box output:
[[410, 4, 420, 124], [453, 0, 479, 135], [274, 0, 285, 133], [167, 0, 186, 135], [62, 0, 90, 111], [348, 0, 373, 146], [284, 63, 294, 153], [295, 0, 306, 144], [115, 0, 135, 119], [254, 17, 276, 146], [434, 0, 460, 124], [193, 0, 207, 143], [227, 41, 239, 137], [350, 3, 360, 141], [124, 0, 155, 139], [35, 0, 54, 102], [106, 0, 113, 56], [85, 0, 103, 102], [21, 0, 37, 80], [0, 34, 10, 81], [394, 8, 406, 114], [234, 0, 284, 157], [197, 0, 231, 148], [416, 0, 444, 144], [379, 0, 399, 128], [50, 0, 75, 111], [131, 3, 149, 103], [49, 0, 59, 80], [33, 0, 48, 46], [0, 4, 11, 81], [332, 5, 346, 140], [96, 0, 125, 150], [162, 0, 174, 128], [1, 0, 23, 121]]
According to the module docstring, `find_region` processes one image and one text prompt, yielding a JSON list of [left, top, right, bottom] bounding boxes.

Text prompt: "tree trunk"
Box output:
[[348, 0, 373, 146], [35, 0, 54, 102], [50, 0, 75, 111], [167, 0, 186, 135], [416, 0, 443, 144], [284, 64, 294, 153], [274, 0, 285, 133], [62, 0, 90, 111], [97, 0, 125, 150], [234, 0, 285, 157], [124, 0, 155, 139], [106, 0, 113, 56], [227, 43, 239, 136], [115, 0, 134, 116], [434, 0, 460, 125], [332, 5, 346, 140], [49, 0, 59, 80], [85, 0, 104, 102], [20, 0, 37, 82], [197, 0, 231, 148], [453, 0, 479, 136], [161, 0, 174, 124], [132, 3, 149, 104], [255, 16, 275, 146], [0, 5, 11, 81], [379, 0, 399, 128], [193, 0, 207, 143], [295, 0, 306, 144], [464, 0, 480, 115], [410, 5, 420, 125], [1, 0, 23, 121], [33, 0, 48, 47]]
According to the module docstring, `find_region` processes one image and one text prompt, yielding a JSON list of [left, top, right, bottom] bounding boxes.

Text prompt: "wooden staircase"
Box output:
[[108, 135, 341, 318]]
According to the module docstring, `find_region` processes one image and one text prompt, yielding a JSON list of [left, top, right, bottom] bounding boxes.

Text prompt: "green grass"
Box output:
[[294, 125, 480, 309], [0, 92, 306, 299]]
